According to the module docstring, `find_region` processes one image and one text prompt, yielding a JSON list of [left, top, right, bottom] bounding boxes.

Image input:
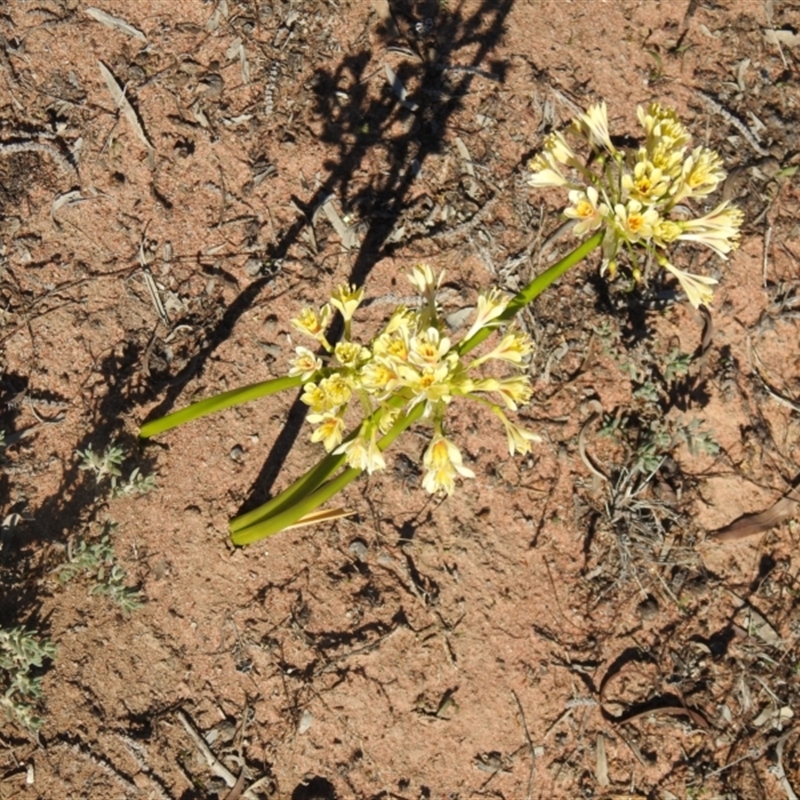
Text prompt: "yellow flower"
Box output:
[[676, 201, 743, 257], [464, 287, 510, 340], [383, 307, 415, 337], [291, 305, 332, 349], [492, 409, 541, 455], [622, 159, 670, 204], [408, 327, 451, 368], [400, 358, 456, 410], [330, 284, 364, 322], [614, 200, 659, 242], [544, 130, 581, 167], [527, 152, 570, 188], [318, 373, 352, 409], [471, 330, 533, 367], [288, 346, 322, 380], [493, 376, 534, 411], [301, 374, 352, 413], [564, 186, 608, 235], [421, 435, 475, 495], [377, 404, 401, 434], [647, 139, 685, 178], [684, 147, 726, 193], [660, 258, 718, 308], [335, 341, 369, 368], [408, 262, 441, 295], [308, 412, 345, 451], [335, 433, 385, 474], [638, 103, 690, 152], [653, 218, 682, 247], [359, 357, 401, 398], [573, 101, 616, 154], [300, 381, 328, 413]]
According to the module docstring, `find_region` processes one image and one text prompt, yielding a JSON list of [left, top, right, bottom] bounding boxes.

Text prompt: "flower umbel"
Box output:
[[294, 267, 538, 496], [528, 101, 743, 308]]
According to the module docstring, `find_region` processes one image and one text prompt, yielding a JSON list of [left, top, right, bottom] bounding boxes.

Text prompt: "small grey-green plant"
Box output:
[[664, 348, 692, 383], [674, 418, 720, 457], [0, 626, 56, 732], [58, 522, 143, 614], [90, 563, 144, 614], [77, 441, 156, 498], [111, 466, 157, 498], [77, 441, 125, 484]]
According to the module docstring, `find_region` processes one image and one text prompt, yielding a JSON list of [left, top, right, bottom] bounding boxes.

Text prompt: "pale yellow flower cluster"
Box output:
[[290, 265, 539, 495], [528, 102, 743, 308]]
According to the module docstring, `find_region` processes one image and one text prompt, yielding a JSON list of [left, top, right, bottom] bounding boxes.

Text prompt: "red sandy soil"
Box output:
[[1, 1, 799, 798]]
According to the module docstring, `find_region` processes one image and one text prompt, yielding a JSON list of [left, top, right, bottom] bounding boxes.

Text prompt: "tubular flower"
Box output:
[[292, 305, 332, 346], [527, 101, 743, 307], [335, 433, 385, 474], [527, 151, 571, 188], [289, 347, 322, 380], [564, 187, 608, 235], [660, 259, 718, 309], [573, 102, 616, 154], [330, 284, 364, 323], [471, 330, 533, 367], [293, 264, 538, 496], [464, 286, 510, 341], [491, 408, 541, 455], [675, 202, 744, 257], [422, 435, 475, 496], [544, 130, 582, 168]]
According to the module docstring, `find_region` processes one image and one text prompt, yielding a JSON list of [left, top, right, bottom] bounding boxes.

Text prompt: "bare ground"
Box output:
[[1, 1, 800, 798]]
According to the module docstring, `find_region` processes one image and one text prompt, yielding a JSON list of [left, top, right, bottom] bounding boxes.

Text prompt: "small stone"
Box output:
[[348, 538, 368, 561], [637, 595, 659, 620]]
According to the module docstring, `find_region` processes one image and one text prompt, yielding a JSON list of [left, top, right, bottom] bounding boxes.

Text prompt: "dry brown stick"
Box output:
[[511, 690, 536, 800], [176, 709, 270, 800]]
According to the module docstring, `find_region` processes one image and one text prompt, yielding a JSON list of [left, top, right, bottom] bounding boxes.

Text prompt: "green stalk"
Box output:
[[230, 232, 604, 544], [229, 447, 350, 533], [139, 375, 303, 439], [231, 402, 425, 544], [457, 229, 604, 356]]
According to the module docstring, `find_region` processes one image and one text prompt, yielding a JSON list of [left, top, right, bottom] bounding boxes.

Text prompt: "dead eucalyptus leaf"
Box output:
[[384, 63, 418, 111], [51, 189, 85, 226], [764, 28, 800, 47], [317, 196, 360, 249], [284, 508, 356, 531], [85, 8, 146, 41], [455, 136, 475, 177], [775, 731, 800, 800], [206, 0, 229, 32], [98, 61, 154, 152], [710, 484, 800, 541], [595, 733, 609, 787]]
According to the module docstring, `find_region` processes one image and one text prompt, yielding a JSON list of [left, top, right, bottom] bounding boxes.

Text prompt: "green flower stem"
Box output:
[[457, 228, 604, 356], [229, 446, 349, 534], [231, 402, 425, 544], [231, 231, 604, 544], [230, 391, 415, 533], [139, 375, 303, 439]]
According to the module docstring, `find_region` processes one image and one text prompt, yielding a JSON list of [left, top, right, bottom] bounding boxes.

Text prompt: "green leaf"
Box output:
[[139, 375, 303, 438]]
